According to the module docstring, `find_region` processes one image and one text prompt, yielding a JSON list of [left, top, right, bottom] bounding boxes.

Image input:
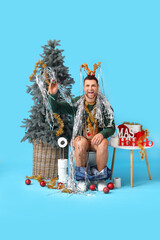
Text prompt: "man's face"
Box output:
[[83, 79, 99, 102]]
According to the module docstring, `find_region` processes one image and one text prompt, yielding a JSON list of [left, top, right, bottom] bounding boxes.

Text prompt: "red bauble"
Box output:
[[25, 179, 31, 185], [103, 187, 109, 194], [107, 182, 114, 190], [58, 182, 63, 186], [90, 184, 96, 191], [40, 181, 46, 187]]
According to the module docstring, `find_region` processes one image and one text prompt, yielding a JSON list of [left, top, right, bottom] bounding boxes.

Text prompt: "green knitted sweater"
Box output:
[[48, 93, 115, 139]]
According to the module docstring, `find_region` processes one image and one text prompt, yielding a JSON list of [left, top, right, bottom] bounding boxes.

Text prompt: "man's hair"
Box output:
[[83, 75, 98, 84]]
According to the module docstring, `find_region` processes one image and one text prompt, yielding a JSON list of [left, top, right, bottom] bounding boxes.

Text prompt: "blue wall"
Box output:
[[0, 1, 160, 239]]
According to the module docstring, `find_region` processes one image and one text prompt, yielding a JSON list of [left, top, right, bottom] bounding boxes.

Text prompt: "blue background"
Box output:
[[0, 0, 160, 239]]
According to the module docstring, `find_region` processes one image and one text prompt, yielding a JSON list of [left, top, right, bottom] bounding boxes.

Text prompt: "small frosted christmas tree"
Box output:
[[21, 39, 74, 147], [21, 39, 74, 179]]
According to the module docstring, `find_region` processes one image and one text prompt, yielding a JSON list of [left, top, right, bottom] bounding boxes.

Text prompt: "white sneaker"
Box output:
[[77, 180, 87, 192], [97, 180, 107, 191]]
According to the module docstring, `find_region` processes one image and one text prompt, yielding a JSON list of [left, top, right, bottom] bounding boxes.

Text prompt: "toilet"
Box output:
[[87, 151, 96, 167]]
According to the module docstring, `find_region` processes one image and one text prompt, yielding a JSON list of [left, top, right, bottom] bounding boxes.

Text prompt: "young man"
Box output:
[[48, 65, 115, 191]]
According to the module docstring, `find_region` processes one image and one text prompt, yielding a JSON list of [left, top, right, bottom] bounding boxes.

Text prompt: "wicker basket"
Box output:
[[32, 140, 68, 179]]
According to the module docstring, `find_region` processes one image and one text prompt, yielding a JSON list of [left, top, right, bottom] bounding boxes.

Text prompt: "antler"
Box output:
[[81, 62, 101, 76], [81, 63, 92, 75], [92, 62, 101, 75]]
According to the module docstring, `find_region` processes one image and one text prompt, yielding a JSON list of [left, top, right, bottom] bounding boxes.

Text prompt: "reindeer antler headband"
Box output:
[[81, 62, 101, 76], [79, 62, 105, 95]]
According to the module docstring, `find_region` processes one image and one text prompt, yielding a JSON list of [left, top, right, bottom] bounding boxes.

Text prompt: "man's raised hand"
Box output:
[[48, 80, 58, 95]]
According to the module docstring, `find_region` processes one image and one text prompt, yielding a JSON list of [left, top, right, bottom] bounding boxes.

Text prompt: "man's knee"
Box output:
[[74, 136, 89, 151], [98, 138, 109, 150]]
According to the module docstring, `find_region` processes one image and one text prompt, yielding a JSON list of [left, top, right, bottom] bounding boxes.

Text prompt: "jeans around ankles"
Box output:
[[75, 166, 111, 181]]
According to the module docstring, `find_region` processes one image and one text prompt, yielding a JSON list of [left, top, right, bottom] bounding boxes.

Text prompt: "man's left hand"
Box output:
[[91, 133, 104, 145]]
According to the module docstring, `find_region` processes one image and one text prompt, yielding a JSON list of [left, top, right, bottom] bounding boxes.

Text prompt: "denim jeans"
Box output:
[[75, 166, 111, 181]]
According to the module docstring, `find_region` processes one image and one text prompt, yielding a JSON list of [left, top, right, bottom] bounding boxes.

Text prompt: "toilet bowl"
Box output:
[[87, 151, 96, 167]]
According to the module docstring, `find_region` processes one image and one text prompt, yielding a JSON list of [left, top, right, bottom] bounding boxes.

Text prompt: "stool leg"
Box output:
[[130, 150, 133, 187], [144, 149, 152, 180], [110, 148, 116, 180]]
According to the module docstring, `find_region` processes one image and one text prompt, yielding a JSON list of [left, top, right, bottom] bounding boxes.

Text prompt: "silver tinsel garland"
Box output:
[[67, 88, 114, 191], [36, 67, 114, 192]]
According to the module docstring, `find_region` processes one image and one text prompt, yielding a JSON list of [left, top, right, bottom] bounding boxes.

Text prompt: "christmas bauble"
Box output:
[[40, 181, 46, 187], [58, 182, 63, 186], [90, 184, 96, 191], [25, 179, 31, 185], [103, 187, 109, 193], [107, 182, 114, 190]]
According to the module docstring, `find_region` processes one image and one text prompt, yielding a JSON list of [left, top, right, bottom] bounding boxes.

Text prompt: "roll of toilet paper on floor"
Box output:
[[58, 168, 67, 176], [97, 181, 107, 191], [58, 159, 68, 168], [58, 175, 68, 183], [113, 177, 121, 188], [77, 181, 87, 192]]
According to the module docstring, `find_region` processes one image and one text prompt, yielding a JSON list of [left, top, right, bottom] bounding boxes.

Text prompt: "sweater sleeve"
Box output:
[[100, 124, 115, 139], [99, 107, 116, 138], [48, 93, 74, 115]]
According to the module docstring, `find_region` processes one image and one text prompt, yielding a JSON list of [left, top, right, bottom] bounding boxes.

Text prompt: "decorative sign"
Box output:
[[116, 124, 153, 147]]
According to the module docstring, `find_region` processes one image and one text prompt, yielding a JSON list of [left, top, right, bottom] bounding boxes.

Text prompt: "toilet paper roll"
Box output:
[[77, 181, 87, 192], [97, 182, 107, 191], [58, 175, 68, 183], [58, 174, 68, 179], [58, 159, 68, 168], [58, 137, 68, 148], [58, 168, 68, 176], [113, 177, 121, 188]]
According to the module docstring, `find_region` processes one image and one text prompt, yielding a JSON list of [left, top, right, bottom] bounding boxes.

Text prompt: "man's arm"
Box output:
[[91, 124, 115, 145], [99, 104, 116, 139], [48, 80, 74, 115], [48, 93, 74, 115], [99, 124, 115, 139]]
